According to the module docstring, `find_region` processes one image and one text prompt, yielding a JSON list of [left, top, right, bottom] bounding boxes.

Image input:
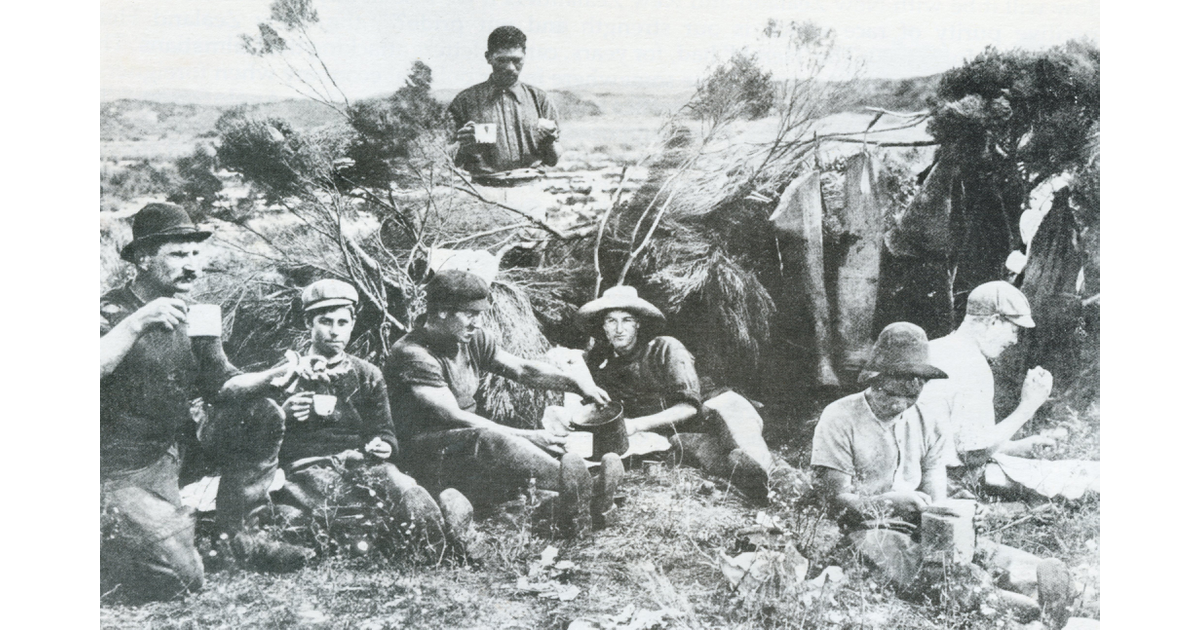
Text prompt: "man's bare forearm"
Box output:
[[100, 318, 142, 379], [218, 364, 290, 400], [626, 403, 698, 434]]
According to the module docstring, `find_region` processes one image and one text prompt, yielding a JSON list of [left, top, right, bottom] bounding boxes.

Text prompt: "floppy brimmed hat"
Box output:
[[861, 322, 948, 381], [577, 285, 665, 330], [965, 281, 1036, 328], [120, 203, 211, 262], [302, 279, 359, 312], [426, 270, 492, 311]]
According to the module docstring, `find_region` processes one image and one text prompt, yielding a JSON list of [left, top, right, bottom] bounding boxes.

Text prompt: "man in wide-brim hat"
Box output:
[[101, 203, 309, 602], [578, 285, 798, 503], [811, 321, 949, 527], [813, 321, 1073, 627]]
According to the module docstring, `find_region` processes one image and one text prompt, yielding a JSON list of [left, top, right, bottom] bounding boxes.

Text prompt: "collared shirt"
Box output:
[[384, 328, 501, 438], [810, 391, 946, 497], [447, 79, 559, 174], [100, 284, 239, 476], [586, 336, 703, 419], [919, 331, 996, 467], [273, 351, 399, 464]]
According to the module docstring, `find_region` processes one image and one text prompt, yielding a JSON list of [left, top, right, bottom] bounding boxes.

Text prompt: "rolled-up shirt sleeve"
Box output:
[[648, 337, 703, 412]]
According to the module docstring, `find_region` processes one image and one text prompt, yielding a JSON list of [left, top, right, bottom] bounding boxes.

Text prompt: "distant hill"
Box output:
[[100, 76, 939, 145]]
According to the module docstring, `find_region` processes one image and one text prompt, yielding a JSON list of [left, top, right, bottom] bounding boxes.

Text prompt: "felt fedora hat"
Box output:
[[120, 203, 211, 262], [577, 285, 665, 330], [861, 322, 948, 380]]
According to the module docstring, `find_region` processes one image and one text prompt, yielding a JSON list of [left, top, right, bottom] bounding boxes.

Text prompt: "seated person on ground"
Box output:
[[919, 281, 1099, 500], [100, 203, 308, 602], [812, 322, 1072, 628], [385, 270, 623, 535], [218, 279, 473, 557], [578, 285, 803, 502]]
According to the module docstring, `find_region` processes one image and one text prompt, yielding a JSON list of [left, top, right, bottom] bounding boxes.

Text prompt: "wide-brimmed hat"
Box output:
[[577, 285, 665, 331], [965, 281, 1036, 328], [861, 322, 948, 380], [302, 279, 359, 312], [120, 203, 211, 262], [426, 270, 492, 312]]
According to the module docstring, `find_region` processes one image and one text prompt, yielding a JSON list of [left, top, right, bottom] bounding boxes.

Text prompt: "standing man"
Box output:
[[385, 271, 622, 534], [919, 281, 1099, 499], [449, 26, 561, 177], [100, 204, 306, 602]]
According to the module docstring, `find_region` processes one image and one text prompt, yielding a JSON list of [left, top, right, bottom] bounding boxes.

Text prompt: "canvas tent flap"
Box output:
[[769, 170, 840, 387], [884, 159, 957, 259], [832, 152, 884, 371]]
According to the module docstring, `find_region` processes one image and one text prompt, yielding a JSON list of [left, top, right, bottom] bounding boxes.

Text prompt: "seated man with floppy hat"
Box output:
[[218, 279, 473, 558], [386, 270, 623, 535], [812, 322, 1072, 628], [577, 285, 802, 502]]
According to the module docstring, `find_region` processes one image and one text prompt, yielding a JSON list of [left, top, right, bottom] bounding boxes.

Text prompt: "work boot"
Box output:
[[728, 448, 770, 504], [231, 530, 314, 573], [1037, 558, 1072, 630], [399, 486, 448, 557], [591, 453, 624, 528], [438, 488, 475, 554], [558, 453, 593, 536]]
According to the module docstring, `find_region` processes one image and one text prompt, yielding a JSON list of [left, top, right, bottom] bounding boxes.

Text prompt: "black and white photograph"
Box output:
[[96, 1, 1105, 627]]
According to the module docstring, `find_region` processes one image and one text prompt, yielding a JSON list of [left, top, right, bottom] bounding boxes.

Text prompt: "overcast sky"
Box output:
[[101, 0, 1099, 100]]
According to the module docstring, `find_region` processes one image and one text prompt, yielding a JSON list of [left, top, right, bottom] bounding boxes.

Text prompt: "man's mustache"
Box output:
[[177, 270, 198, 282]]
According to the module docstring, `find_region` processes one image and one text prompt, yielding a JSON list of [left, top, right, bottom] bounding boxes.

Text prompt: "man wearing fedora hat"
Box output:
[[386, 270, 622, 535], [217, 279, 474, 559], [919, 281, 1098, 500], [101, 203, 308, 601], [578, 285, 791, 502]]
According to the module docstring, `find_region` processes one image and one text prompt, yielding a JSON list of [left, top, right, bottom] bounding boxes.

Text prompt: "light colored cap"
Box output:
[[965, 281, 1035, 328], [302, 279, 359, 312]]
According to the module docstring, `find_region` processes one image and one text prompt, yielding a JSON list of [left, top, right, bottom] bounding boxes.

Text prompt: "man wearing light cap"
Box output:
[[920, 281, 1098, 500], [385, 270, 621, 535], [218, 279, 474, 559]]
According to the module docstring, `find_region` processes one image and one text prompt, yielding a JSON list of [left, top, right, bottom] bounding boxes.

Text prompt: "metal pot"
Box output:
[[570, 402, 628, 460]]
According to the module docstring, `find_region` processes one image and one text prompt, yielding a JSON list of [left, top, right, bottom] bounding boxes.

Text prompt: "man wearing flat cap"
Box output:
[[578, 285, 797, 502], [385, 270, 621, 535], [919, 281, 1098, 500], [100, 203, 307, 602], [218, 279, 474, 558]]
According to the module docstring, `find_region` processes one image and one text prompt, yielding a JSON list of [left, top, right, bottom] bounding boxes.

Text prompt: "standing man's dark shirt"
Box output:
[[448, 80, 560, 174]]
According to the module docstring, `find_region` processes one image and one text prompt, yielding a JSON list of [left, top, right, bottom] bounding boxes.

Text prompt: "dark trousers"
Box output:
[[101, 397, 284, 602], [406, 427, 561, 506], [100, 448, 205, 602]]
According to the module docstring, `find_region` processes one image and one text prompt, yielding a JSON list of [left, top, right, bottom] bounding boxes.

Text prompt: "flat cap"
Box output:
[[426, 270, 491, 311], [965, 281, 1035, 328], [302, 279, 359, 312]]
